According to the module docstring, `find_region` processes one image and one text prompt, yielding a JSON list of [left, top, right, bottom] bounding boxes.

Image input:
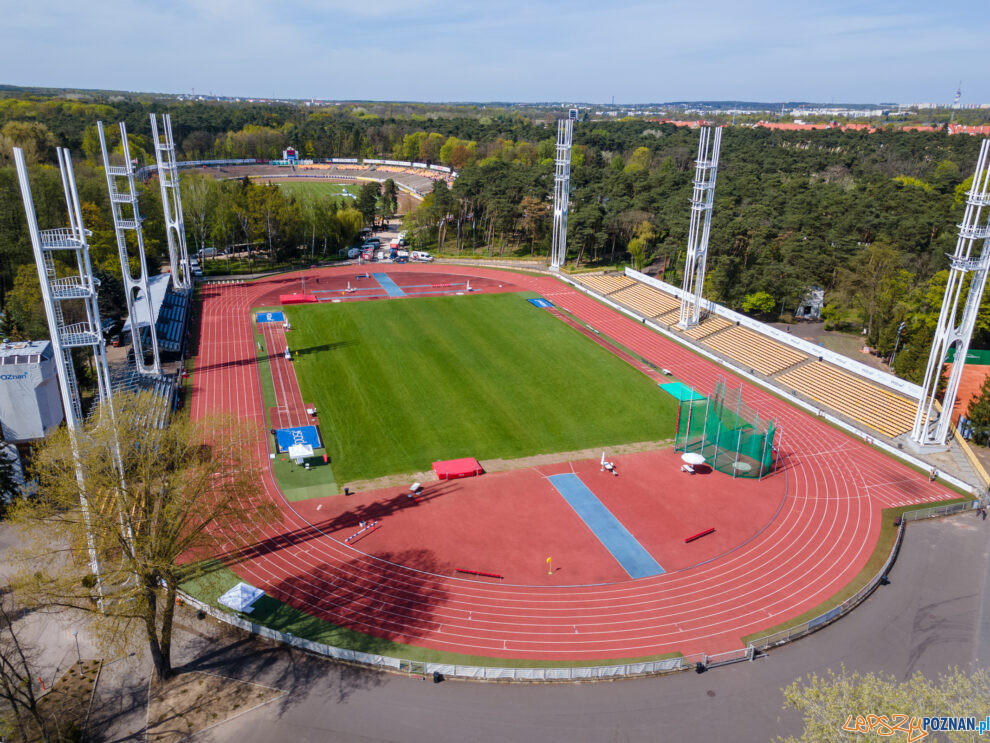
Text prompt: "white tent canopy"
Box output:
[[218, 582, 264, 614], [288, 443, 314, 462]]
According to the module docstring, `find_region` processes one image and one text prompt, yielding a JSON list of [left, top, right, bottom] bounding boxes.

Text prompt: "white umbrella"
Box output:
[[681, 452, 706, 466]]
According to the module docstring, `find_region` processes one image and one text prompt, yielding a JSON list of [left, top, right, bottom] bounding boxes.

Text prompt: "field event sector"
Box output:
[[275, 425, 322, 452], [548, 473, 665, 579], [372, 273, 406, 297]]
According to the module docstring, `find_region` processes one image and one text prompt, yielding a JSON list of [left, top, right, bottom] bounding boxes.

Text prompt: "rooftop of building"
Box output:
[[0, 340, 53, 364]]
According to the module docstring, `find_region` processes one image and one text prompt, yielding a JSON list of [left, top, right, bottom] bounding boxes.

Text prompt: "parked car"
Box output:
[[347, 247, 362, 259], [411, 251, 434, 262]]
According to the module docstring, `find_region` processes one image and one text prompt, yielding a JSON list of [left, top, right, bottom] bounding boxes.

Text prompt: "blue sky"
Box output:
[[1, 0, 986, 104]]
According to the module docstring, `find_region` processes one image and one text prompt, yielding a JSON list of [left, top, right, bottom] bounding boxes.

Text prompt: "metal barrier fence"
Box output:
[[176, 591, 687, 681], [901, 500, 979, 522]]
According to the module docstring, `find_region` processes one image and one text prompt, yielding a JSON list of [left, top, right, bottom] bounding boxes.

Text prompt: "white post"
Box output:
[[910, 139, 990, 448]]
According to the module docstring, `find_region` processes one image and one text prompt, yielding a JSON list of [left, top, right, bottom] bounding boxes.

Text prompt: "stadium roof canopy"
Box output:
[[122, 273, 172, 332]]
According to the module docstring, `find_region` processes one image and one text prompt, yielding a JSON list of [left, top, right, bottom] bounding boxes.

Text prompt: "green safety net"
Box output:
[[673, 379, 777, 478]]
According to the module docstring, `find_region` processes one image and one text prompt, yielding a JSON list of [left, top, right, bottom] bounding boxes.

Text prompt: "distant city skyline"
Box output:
[[1, 0, 987, 105]]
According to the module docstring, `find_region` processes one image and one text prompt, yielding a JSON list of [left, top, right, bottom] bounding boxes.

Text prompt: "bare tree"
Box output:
[[13, 392, 274, 682], [0, 588, 49, 743]]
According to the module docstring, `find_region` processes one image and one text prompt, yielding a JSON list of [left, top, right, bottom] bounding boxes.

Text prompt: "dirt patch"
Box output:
[[14, 659, 103, 742], [479, 439, 674, 472], [146, 671, 285, 742], [341, 439, 674, 493]]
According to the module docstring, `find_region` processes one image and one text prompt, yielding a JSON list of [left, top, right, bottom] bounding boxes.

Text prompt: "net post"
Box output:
[[759, 424, 770, 480], [700, 390, 712, 456]]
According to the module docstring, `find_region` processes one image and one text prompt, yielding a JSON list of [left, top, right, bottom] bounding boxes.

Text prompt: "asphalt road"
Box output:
[[73, 513, 990, 743]]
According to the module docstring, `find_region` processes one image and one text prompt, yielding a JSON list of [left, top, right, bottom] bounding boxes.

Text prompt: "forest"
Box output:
[[1, 93, 989, 386]]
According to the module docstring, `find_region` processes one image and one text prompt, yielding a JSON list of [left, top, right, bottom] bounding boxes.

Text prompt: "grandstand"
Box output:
[[610, 284, 681, 321], [107, 366, 176, 429], [573, 274, 635, 296], [680, 314, 732, 340], [118, 272, 191, 415], [779, 362, 916, 437], [573, 272, 919, 441], [703, 326, 806, 376], [155, 288, 191, 352]]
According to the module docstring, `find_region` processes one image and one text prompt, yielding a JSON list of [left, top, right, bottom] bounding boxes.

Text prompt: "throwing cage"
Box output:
[[674, 377, 777, 478]]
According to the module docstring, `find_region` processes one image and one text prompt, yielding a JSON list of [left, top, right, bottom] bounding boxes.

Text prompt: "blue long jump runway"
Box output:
[[372, 273, 405, 297], [548, 473, 665, 579]]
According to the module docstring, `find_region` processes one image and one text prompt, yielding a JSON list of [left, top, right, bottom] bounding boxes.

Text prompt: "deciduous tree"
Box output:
[[781, 666, 990, 742], [13, 392, 273, 682]]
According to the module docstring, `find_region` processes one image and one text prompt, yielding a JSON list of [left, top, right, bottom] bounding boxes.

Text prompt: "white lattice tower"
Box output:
[[550, 118, 574, 270], [14, 146, 117, 598], [151, 113, 192, 291], [98, 121, 163, 376], [911, 138, 990, 448], [679, 126, 723, 328]]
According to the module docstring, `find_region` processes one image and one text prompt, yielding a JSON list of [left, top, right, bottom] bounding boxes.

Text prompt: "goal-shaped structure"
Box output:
[[674, 377, 777, 478]]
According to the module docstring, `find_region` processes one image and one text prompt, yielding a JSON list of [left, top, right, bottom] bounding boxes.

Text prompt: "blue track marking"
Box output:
[[548, 473, 665, 579], [372, 273, 406, 297], [256, 311, 285, 323]]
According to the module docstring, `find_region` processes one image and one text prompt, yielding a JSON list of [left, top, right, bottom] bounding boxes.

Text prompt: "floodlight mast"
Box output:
[[97, 121, 163, 376], [910, 138, 990, 448], [549, 118, 574, 270], [678, 126, 722, 328], [13, 146, 116, 603], [150, 113, 192, 292]]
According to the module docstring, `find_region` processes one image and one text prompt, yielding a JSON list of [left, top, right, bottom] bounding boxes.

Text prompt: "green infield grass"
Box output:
[[284, 292, 677, 483], [275, 180, 360, 202]]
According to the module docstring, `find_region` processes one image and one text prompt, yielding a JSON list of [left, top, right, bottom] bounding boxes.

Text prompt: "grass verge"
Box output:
[[179, 559, 680, 668]]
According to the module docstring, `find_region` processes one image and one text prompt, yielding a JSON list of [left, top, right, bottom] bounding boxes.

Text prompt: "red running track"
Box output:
[[190, 266, 957, 660], [259, 319, 313, 431]]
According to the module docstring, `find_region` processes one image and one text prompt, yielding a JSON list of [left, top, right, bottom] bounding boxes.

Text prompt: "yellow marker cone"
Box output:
[[547, 556, 552, 575]]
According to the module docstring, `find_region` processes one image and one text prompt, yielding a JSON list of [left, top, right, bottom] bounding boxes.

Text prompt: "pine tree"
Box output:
[[966, 375, 990, 445]]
